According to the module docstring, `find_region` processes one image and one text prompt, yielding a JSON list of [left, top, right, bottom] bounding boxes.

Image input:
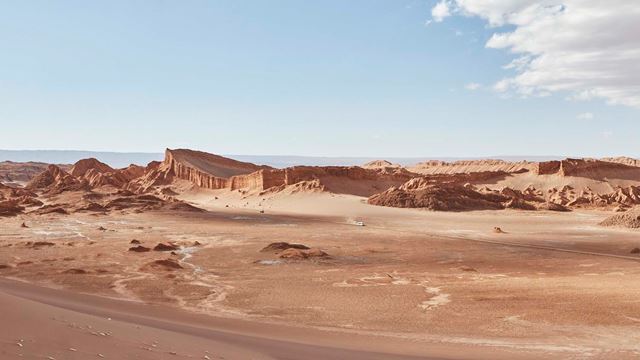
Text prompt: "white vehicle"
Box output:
[[354, 221, 365, 226]]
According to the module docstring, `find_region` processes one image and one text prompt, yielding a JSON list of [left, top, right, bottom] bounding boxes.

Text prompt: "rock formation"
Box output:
[[69, 158, 114, 177], [600, 208, 640, 229], [70, 158, 145, 188], [362, 160, 400, 169], [129, 149, 413, 197], [8, 150, 640, 213], [409, 159, 534, 175], [535, 158, 640, 179], [25, 165, 87, 194], [0, 161, 71, 185], [260, 242, 310, 253]]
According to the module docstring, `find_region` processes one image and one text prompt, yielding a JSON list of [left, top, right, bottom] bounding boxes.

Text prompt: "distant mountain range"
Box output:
[[0, 149, 565, 169]]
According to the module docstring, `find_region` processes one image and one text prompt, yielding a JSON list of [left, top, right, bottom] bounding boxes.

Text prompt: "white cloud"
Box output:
[[493, 78, 512, 92], [602, 130, 613, 139], [464, 82, 481, 90], [431, 1, 451, 22], [431, 0, 640, 108], [576, 112, 594, 120]]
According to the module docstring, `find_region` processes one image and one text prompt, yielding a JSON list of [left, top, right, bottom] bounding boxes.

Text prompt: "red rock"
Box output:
[[153, 243, 179, 251], [128, 245, 151, 252]]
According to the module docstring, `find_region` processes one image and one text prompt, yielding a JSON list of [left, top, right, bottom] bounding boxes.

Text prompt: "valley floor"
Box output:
[[1, 192, 639, 359]]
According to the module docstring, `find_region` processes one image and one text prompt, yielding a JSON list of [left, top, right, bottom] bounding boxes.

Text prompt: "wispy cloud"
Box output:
[[431, 0, 451, 22], [464, 83, 481, 91], [431, 0, 640, 108]]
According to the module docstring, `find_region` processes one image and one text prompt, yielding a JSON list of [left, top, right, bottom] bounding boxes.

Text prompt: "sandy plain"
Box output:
[[1, 190, 639, 359]]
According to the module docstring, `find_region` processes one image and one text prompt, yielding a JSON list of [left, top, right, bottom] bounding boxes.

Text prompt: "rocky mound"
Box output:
[[600, 209, 640, 229], [129, 245, 151, 252], [25, 165, 87, 194], [101, 194, 202, 213], [153, 243, 179, 251], [369, 182, 507, 211], [70, 158, 114, 177], [0, 200, 24, 217], [70, 159, 146, 189], [260, 242, 310, 253]]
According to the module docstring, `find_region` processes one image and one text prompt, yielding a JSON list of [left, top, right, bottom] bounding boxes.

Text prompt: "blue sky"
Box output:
[[0, 0, 638, 158]]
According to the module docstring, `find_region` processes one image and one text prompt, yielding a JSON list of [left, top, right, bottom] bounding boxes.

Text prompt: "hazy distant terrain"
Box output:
[[0, 150, 563, 168]]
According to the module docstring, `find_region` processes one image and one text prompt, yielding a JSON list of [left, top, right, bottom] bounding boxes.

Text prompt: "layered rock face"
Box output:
[[227, 166, 414, 196], [162, 149, 271, 190], [409, 159, 534, 175], [535, 158, 640, 178], [137, 150, 413, 196]]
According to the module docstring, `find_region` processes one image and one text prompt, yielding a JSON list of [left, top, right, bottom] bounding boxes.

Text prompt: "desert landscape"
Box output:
[[1, 149, 640, 359], [3, 0, 639, 358]]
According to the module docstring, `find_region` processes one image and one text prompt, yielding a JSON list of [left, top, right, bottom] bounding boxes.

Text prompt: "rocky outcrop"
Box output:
[[25, 165, 87, 194], [368, 182, 508, 211], [0, 200, 24, 217], [600, 208, 640, 229], [70, 159, 145, 188], [260, 242, 310, 253], [546, 185, 640, 208], [367, 174, 576, 212], [164, 148, 270, 189], [69, 158, 114, 177], [535, 158, 640, 179]]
